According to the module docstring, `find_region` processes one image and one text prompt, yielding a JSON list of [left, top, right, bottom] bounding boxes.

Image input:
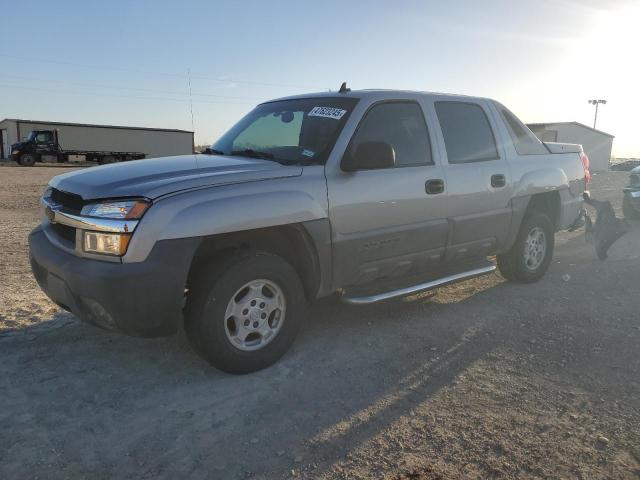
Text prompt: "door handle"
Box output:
[[425, 179, 445, 195], [491, 174, 506, 188]]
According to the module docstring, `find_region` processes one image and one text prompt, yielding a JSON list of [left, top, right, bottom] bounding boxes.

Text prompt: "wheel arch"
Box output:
[[184, 222, 327, 303], [503, 191, 561, 252], [526, 190, 561, 227]]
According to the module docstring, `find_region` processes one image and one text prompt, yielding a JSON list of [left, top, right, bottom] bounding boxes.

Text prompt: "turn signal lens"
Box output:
[[81, 199, 150, 219], [83, 231, 132, 256]]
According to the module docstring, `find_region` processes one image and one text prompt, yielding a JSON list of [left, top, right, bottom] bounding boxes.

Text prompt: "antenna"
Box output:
[[339, 82, 350, 94], [187, 68, 195, 132]]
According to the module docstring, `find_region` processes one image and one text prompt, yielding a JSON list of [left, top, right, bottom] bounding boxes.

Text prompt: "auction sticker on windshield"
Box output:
[[308, 106, 347, 120]]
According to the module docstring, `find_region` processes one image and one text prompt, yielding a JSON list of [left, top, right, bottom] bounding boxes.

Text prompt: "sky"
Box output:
[[1, 0, 638, 157]]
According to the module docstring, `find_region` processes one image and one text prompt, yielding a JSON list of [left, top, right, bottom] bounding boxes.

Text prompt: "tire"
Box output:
[[497, 212, 555, 283], [184, 252, 306, 374], [18, 154, 36, 167], [623, 195, 640, 220]]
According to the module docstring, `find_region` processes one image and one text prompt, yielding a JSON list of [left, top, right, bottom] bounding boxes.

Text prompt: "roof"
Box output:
[[0, 118, 193, 134], [265, 89, 484, 104], [526, 121, 614, 138]]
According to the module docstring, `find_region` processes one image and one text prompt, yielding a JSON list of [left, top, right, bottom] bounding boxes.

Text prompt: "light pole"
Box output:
[[588, 99, 607, 129]]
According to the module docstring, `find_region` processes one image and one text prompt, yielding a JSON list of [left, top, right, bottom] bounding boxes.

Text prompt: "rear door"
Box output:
[[430, 99, 513, 261], [326, 99, 449, 287]]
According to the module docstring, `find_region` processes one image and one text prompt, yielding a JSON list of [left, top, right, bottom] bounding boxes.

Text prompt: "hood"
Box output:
[[631, 165, 640, 174], [49, 154, 303, 200]]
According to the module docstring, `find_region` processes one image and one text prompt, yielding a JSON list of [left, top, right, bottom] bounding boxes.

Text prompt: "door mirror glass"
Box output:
[[342, 141, 395, 171]]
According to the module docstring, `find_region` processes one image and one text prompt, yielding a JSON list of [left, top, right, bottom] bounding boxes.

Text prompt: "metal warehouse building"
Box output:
[[0, 119, 194, 160], [527, 122, 614, 172]]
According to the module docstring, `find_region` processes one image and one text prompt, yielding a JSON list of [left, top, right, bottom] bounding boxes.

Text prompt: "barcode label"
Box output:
[[308, 106, 347, 120]]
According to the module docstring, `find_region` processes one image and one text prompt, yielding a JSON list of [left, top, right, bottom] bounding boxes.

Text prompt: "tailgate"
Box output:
[[544, 142, 582, 154]]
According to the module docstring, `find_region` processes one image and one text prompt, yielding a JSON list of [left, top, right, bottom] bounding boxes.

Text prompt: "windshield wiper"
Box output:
[[230, 148, 275, 160], [202, 147, 225, 155]]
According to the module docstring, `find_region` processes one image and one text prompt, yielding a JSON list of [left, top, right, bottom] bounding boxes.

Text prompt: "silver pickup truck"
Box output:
[[29, 89, 590, 373]]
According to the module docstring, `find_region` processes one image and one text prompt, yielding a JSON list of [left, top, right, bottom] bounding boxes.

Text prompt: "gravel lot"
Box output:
[[0, 165, 638, 479]]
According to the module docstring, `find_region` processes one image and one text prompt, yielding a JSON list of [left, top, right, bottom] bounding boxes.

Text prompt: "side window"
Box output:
[[435, 102, 499, 163], [497, 104, 548, 155], [349, 102, 433, 166], [35, 132, 53, 143]]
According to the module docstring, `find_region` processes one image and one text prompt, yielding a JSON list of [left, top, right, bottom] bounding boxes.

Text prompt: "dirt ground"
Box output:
[[0, 165, 638, 479]]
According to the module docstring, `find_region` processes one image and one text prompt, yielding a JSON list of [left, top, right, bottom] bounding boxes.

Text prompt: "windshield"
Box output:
[[212, 97, 358, 165]]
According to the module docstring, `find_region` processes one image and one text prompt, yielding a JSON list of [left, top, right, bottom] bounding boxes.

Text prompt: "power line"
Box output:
[[0, 52, 327, 90], [0, 83, 257, 105], [0, 74, 267, 100]]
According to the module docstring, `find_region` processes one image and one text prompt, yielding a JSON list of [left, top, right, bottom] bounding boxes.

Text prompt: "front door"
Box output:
[[33, 131, 56, 155], [326, 100, 449, 288]]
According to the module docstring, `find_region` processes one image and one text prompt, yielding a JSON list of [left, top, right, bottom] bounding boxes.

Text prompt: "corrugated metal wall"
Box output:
[[0, 120, 18, 158]]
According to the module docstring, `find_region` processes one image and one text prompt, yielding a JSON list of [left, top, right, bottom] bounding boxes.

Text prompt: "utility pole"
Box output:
[[588, 99, 607, 129]]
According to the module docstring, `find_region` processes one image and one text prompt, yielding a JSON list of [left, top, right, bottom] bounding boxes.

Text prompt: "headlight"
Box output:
[[81, 199, 150, 219], [12, 150, 20, 155], [83, 231, 132, 256]]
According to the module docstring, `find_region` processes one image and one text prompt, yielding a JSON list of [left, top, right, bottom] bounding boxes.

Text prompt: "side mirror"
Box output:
[[341, 141, 395, 172]]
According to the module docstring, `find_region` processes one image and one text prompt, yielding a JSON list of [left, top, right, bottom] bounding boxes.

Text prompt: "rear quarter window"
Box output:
[[496, 102, 549, 155]]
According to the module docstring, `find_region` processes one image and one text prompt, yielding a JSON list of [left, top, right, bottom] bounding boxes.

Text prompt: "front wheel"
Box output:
[[497, 212, 555, 283], [18, 154, 36, 167], [185, 252, 306, 374]]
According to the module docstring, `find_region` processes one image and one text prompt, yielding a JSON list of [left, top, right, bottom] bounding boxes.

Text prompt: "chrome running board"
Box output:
[[341, 264, 496, 305]]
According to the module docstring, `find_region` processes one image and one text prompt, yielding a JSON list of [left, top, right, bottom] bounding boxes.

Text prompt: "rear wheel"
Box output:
[[184, 252, 306, 374], [497, 212, 554, 283], [18, 154, 36, 167]]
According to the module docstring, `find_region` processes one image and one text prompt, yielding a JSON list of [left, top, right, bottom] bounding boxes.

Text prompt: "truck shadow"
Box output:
[[0, 275, 516, 478], [4, 259, 635, 479]]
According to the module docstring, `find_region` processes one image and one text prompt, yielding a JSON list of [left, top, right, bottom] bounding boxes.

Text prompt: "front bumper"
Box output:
[[28, 227, 199, 337]]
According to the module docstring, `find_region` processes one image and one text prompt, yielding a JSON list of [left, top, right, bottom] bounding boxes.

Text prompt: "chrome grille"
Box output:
[[50, 188, 84, 214]]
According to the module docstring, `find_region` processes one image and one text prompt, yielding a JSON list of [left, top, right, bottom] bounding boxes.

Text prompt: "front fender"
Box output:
[[123, 179, 328, 263], [171, 190, 326, 236]]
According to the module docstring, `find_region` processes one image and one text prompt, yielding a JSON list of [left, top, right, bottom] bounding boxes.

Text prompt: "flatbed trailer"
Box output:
[[2, 118, 193, 166]]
